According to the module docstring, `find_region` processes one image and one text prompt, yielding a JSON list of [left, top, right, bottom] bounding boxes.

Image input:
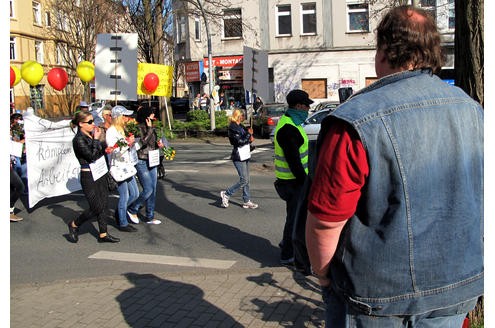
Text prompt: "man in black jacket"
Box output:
[[273, 90, 312, 265]]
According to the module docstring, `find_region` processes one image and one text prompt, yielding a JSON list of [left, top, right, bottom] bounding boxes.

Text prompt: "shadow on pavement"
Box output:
[[245, 272, 325, 327], [155, 178, 280, 268], [117, 272, 242, 327]]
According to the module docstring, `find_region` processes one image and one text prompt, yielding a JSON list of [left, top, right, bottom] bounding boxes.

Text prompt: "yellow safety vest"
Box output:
[[273, 115, 309, 180]]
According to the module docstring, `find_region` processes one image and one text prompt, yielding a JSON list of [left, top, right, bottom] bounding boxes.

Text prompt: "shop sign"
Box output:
[[185, 61, 201, 82], [203, 55, 243, 69]]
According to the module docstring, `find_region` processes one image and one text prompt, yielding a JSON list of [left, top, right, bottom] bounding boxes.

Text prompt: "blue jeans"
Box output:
[[322, 286, 474, 328], [225, 160, 250, 203], [116, 176, 139, 227], [129, 159, 157, 219]]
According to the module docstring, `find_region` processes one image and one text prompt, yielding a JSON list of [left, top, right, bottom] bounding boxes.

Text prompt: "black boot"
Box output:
[[67, 221, 79, 243]]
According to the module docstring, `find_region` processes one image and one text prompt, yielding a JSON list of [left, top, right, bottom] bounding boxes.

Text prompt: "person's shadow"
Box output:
[[244, 272, 325, 327], [117, 272, 242, 327]]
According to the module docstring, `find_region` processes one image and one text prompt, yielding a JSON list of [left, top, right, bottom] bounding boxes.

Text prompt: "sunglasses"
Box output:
[[82, 120, 94, 125]]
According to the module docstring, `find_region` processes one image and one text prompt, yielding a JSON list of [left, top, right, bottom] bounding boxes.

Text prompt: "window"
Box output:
[[10, 0, 15, 18], [10, 37, 16, 60], [276, 5, 292, 36], [347, 2, 369, 32], [194, 16, 201, 41], [301, 3, 316, 35], [420, 0, 436, 21], [35, 40, 44, 63], [45, 11, 51, 27], [448, 0, 455, 30], [302, 79, 327, 99], [177, 15, 186, 43], [223, 9, 242, 38], [56, 43, 67, 65], [57, 11, 69, 31], [33, 1, 41, 25], [30, 85, 44, 111]]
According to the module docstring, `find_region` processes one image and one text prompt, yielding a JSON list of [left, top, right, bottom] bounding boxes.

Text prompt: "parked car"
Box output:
[[270, 105, 338, 143], [170, 96, 190, 113], [302, 109, 333, 141], [251, 103, 286, 138], [311, 100, 339, 113]]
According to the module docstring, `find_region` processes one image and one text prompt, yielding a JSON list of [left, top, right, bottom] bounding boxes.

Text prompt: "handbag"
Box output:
[[106, 172, 118, 192], [109, 164, 137, 182]]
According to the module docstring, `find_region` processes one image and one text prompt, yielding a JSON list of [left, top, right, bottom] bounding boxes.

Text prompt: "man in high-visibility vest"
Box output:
[[273, 89, 312, 266]]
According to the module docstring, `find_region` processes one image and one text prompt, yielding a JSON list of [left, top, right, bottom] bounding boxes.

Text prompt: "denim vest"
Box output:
[[327, 70, 483, 315]]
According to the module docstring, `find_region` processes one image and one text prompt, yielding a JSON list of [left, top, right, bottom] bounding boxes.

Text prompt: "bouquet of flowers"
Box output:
[[163, 147, 176, 161], [125, 120, 140, 138], [105, 138, 128, 154]]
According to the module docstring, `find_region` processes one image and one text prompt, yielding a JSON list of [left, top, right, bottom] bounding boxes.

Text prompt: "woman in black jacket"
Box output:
[[220, 109, 258, 209], [127, 106, 164, 225], [68, 111, 119, 243]]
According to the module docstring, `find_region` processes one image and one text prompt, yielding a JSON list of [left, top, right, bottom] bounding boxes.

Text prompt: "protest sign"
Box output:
[[23, 111, 81, 208]]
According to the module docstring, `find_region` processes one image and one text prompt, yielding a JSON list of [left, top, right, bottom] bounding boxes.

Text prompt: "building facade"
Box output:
[[9, 0, 129, 116], [174, 0, 455, 106]]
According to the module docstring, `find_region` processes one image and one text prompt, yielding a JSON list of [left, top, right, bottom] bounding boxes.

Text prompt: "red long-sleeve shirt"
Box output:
[[308, 121, 369, 222]]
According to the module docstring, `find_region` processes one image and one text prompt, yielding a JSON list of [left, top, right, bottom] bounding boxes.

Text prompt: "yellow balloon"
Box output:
[[12, 66, 21, 86], [21, 61, 44, 87], [77, 61, 95, 82]]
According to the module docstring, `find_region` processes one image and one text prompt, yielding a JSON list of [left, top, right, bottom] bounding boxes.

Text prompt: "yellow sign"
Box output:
[[137, 63, 173, 97]]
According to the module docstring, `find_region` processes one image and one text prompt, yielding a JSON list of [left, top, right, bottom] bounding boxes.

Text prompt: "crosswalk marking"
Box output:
[[89, 251, 236, 269]]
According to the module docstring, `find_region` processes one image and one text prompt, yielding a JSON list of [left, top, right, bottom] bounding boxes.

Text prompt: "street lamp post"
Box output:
[[196, 0, 215, 131]]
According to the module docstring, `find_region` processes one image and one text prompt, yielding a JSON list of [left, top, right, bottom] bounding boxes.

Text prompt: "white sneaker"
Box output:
[[146, 219, 161, 225], [242, 201, 258, 209], [127, 211, 139, 224], [220, 191, 229, 208]]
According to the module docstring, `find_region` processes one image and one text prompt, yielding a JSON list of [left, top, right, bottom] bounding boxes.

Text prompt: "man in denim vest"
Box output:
[[306, 5, 483, 327]]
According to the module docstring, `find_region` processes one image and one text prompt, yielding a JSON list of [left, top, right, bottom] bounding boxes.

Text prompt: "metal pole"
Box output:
[[197, 0, 215, 130]]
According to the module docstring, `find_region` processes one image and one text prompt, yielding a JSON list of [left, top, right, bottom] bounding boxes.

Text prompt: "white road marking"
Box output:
[[88, 251, 236, 269]]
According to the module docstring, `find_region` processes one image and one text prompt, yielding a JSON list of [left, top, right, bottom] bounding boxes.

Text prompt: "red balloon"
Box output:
[[47, 67, 68, 91], [143, 73, 159, 93], [10, 66, 15, 88]]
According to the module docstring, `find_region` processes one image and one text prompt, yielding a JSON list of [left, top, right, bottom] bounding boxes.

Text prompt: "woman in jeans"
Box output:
[[220, 109, 258, 209], [127, 106, 163, 225], [68, 111, 119, 243], [106, 105, 140, 232]]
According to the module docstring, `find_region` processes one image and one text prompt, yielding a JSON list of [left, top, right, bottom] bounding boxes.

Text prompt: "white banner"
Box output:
[[23, 111, 82, 208]]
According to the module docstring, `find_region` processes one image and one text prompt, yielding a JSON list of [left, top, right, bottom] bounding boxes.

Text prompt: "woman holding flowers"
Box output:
[[106, 105, 140, 232], [127, 106, 164, 225]]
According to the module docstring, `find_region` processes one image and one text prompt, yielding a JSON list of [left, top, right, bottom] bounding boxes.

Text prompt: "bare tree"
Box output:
[[45, 0, 127, 113]]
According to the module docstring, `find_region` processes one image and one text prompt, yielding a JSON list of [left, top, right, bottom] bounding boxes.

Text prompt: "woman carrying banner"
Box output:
[[69, 111, 120, 243]]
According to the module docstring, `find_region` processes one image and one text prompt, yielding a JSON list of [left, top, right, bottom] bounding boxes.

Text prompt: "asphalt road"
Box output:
[[10, 140, 288, 286]]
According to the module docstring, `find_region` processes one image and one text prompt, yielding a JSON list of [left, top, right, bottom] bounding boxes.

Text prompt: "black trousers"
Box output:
[[10, 167, 25, 209], [274, 179, 303, 260], [74, 171, 109, 234]]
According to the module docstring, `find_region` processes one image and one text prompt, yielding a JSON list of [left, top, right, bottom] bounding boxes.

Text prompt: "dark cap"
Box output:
[[286, 89, 314, 107]]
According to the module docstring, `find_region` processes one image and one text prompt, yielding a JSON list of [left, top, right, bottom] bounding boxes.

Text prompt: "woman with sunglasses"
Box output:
[[68, 111, 120, 243]]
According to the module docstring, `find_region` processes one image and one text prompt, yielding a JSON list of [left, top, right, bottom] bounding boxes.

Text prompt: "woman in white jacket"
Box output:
[[106, 105, 140, 232]]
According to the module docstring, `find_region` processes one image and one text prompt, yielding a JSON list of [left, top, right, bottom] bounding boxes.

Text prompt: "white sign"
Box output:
[[10, 141, 23, 157], [89, 156, 108, 181], [95, 33, 138, 101], [23, 111, 82, 208], [148, 149, 160, 167]]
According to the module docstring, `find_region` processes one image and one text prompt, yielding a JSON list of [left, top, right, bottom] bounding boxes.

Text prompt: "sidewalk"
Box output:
[[11, 268, 325, 327]]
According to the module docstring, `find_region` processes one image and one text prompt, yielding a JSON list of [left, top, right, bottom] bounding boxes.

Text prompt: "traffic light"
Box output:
[[214, 66, 223, 83]]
